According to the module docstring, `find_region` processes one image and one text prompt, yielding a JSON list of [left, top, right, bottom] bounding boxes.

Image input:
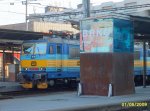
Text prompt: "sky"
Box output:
[[0, 0, 123, 25]]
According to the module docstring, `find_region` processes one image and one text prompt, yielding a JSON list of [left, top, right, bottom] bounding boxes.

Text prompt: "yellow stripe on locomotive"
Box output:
[[21, 60, 80, 67], [134, 60, 150, 67]]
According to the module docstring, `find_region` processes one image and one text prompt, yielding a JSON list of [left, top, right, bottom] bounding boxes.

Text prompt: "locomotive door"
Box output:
[[56, 44, 62, 72]]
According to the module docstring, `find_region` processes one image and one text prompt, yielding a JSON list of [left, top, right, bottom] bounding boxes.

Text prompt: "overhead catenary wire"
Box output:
[[0, 1, 45, 15], [0, 10, 25, 15], [0, 0, 22, 5]]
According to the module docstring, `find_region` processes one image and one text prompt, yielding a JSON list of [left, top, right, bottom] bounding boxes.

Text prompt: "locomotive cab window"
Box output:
[[69, 46, 80, 59], [35, 43, 47, 54], [147, 50, 150, 57], [22, 43, 34, 55]]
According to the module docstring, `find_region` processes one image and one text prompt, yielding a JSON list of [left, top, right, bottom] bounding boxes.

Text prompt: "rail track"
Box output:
[[0, 85, 77, 100]]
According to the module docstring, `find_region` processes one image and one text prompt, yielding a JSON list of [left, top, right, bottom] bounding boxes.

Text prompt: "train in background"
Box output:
[[134, 42, 150, 85], [20, 31, 80, 89]]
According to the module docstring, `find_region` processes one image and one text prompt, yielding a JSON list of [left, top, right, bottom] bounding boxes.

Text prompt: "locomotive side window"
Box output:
[[147, 50, 150, 57], [134, 50, 140, 60], [49, 46, 54, 54], [57, 45, 62, 54], [69, 47, 80, 59]]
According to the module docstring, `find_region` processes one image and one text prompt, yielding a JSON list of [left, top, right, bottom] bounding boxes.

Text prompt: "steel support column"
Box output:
[[143, 40, 146, 88], [82, 0, 90, 18], [2, 49, 5, 82], [26, 0, 28, 31]]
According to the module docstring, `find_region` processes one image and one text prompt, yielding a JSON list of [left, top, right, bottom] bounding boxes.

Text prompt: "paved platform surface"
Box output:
[[0, 82, 23, 92], [0, 86, 150, 111]]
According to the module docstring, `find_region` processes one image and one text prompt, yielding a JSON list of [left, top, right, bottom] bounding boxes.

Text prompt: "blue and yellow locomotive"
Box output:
[[20, 35, 80, 89]]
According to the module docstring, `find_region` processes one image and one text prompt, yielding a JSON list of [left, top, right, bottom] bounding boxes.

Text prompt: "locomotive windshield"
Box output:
[[35, 43, 47, 54], [22, 42, 47, 55], [22, 43, 34, 55]]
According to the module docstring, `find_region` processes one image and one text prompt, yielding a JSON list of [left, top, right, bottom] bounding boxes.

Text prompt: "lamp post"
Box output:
[[26, 0, 28, 31], [82, 0, 90, 18], [24, 0, 41, 31]]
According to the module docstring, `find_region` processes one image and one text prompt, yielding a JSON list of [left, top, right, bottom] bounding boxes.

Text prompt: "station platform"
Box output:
[[0, 86, 150, 111], [0, 82, 23, 92]]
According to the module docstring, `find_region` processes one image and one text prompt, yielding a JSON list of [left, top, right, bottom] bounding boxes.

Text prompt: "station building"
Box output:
[[0, 21, 79, 34], [92, 0, 150, 16]]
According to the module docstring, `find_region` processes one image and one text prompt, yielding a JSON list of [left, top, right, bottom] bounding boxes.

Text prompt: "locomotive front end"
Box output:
[[20, 41, 48, 89]]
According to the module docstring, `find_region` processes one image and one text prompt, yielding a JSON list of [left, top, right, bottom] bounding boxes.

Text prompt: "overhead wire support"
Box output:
[[28, 4, 150, 20], [82, 0, 90, 18], [25, 0, 28, 31]]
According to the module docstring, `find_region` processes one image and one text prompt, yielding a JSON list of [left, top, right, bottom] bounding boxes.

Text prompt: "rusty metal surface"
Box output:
[[80, 53, 113, 96], [112, 53, 135, 96], [80, 53, 135, 96]]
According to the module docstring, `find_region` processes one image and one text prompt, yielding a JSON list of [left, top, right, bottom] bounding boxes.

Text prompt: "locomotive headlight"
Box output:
[[40, 67, 46, 71], [25, 68, 28, 71], [24, 68, 28, 71]]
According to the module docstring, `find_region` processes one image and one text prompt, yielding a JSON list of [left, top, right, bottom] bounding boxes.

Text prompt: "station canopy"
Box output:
[[0, 29, 45, 51], [131, 15, 150, 40]]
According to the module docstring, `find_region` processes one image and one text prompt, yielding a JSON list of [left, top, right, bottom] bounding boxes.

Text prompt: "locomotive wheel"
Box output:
[[48, 80, 55, 87]]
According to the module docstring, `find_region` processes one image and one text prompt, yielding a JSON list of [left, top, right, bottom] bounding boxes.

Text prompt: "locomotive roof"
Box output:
[[23, 36, 79, 45]]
